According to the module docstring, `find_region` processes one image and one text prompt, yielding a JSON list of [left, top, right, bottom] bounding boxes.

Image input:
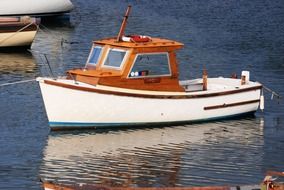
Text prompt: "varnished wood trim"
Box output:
[[0, 23, 37, 33], [144, 77, 161, 84], [43, 79, 262, 99], [204, 99, 260, 110], [43, 181, 232, 190]]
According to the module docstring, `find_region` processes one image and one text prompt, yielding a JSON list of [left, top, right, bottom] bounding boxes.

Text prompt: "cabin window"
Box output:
[[129, 53, 171, 78], [103, 48, 127, 69], [86, 46, 102, 67]]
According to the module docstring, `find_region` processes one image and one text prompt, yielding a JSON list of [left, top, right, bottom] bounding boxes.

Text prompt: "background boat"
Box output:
[[0, 0, 74, 17], [0, 16, 39, 48]]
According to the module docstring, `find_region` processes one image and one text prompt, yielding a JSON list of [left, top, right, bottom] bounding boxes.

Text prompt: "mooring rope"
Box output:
[[38, 23, 79, 46], [254, 76, 282, 101], [262, 85, 282, 100], [0, 79, 36, 87], [38, 23, 62, 41]]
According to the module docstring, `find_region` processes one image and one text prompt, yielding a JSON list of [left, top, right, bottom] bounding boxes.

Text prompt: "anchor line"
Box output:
[[38, 23, 79, 46], [262, 85, 282, 100], [28, 50, 56, 79], [38, 24, 59, 40], [0, 79, 36, 87], [253, 76, 282, 101], [41, 53, 55, 79], [38, 24, 66, 47]]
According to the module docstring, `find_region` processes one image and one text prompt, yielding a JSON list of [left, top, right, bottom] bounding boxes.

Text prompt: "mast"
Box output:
[[116, 5, 132, 42]]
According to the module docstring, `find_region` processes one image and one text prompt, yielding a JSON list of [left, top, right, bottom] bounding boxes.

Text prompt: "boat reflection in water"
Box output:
[[40, 118, 264, 187], [0, 52, 37, 76]]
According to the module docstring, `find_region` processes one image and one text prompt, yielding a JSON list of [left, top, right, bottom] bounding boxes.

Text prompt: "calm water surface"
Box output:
[[0, 0, 284, 189]]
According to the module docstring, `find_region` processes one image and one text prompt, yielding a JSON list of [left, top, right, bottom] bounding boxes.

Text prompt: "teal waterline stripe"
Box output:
[[48, 111, 256, 130], [49, 121, 130, 127]]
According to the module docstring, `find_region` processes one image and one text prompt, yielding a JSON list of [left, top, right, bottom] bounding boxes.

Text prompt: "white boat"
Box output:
[[37, 6, 263, 130], [0, 0, 74, 16], [0, 16, 39, 47]]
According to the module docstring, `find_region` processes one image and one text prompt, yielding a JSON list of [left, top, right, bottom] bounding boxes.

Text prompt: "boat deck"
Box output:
[[180, 77, 259, 92], [39, 77, 262, 97]]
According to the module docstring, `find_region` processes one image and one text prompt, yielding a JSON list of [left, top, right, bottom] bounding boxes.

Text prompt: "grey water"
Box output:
[[0, 0, 284, 189]]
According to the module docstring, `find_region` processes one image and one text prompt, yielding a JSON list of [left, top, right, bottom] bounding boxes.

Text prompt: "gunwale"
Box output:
[[0, 24, 38, 33], [42, 78, 262, 99]]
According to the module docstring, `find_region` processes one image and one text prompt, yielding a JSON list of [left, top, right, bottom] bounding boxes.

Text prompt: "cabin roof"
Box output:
[[94, 37, 184, 49]]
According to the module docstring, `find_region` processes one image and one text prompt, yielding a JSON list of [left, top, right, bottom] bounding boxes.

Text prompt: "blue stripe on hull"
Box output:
[[48, 111, 256, 131]]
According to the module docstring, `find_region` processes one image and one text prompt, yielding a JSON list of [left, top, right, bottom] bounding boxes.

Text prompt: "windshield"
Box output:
[[103, 48, 128, 69], [85, 46, 102, 68], [129, 53, 171, 78]]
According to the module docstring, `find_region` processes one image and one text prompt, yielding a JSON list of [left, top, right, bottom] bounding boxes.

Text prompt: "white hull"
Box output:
[[37, 77, 262, 130], [0, 0, 74, 16], [0, 30, 37, 47]]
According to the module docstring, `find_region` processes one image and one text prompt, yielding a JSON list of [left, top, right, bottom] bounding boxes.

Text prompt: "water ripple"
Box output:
[[1, 0, 284, 189], [39, 121, 271, 186]]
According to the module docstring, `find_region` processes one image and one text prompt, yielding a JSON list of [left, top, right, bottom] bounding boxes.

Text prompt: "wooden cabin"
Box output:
[[67, 36, 186, 92]]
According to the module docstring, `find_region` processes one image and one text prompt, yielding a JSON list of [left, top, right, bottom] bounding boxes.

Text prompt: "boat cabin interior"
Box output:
[[67, 37, 188, 92]]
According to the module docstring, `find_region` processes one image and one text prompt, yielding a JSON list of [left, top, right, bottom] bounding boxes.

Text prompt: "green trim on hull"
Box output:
[[48, 111, 256, 131]]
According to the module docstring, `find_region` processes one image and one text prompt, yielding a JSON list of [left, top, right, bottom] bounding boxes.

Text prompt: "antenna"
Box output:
[[116, 5, 132, 42]]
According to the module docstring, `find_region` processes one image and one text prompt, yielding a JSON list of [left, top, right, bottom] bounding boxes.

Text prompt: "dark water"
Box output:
[[1, 0, 284, 189]]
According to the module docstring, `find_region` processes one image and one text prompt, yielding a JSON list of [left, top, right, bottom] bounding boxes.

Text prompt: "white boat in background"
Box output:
[[0, 0, 74, 17], [37, 6, 263, 130], [0, 16, 39, 48]]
